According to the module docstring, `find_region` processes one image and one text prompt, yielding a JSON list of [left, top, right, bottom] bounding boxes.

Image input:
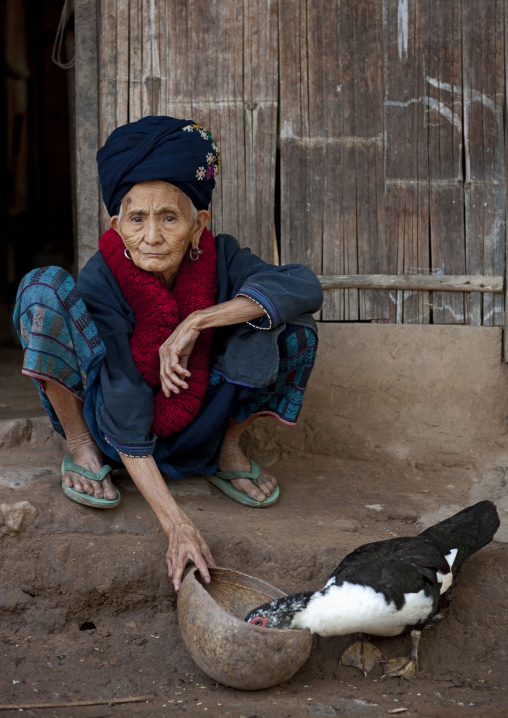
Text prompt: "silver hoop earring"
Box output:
[[124, 248, 132, 261], [189, 246, 202, 261]]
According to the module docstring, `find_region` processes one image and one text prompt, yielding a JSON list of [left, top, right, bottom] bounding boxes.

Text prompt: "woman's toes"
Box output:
[[81, 479, 95, 496], [63, 474, 76, 490], [92, 481, 105, 499], [256, 477, 277, 497], [101, 478, 117, 500], [232, 478, 265, 501], [65, 473, 89, 494]]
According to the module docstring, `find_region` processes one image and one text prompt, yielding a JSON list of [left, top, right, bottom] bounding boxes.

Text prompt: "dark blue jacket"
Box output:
[[77, 234, 323, 458]]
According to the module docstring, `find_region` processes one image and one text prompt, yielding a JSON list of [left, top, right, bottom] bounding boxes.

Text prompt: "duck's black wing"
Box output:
[[419, 500, 499, 573], [327, 536, 450, 610]]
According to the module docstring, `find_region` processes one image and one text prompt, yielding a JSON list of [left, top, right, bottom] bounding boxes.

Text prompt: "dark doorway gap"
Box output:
[[2, 0, 73, 345]]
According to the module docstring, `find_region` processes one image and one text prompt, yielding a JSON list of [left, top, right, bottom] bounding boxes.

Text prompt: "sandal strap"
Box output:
[[213, 459, 260, 484], [62, 456, 113, 483]]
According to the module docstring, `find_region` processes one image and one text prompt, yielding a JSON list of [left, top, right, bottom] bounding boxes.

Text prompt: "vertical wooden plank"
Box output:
[[465, 186, 505, 326], [279, 0, 316, 270], [384, 0, 429, 183], [98, 0, 116, 231], [352, 0, 388, 320], [281, 0, 388, 320], [156, 0, 168, 121], [98, 0, 130, 232], [129, 0, 142, 121], [116, 0, 129, 127], [385, 185, 430, 323], [98, 0, 117, 144], [505, 0, 508, 357], [140, 0, 151, 116], [426, 0, 463, 323], [383, 0, 427, 323], [74, 0, 100, 270], [429, 185, 465, 323], [244, 0, 279, 261], [356, 144, 387, 320], [384, 0, 462, 324], [463, 0, 505, 327]]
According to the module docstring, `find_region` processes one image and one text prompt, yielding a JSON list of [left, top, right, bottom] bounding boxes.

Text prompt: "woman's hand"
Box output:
[[158, 297, 267, 397], [159, 316, 200, 397], [166, 517, 215, 591]]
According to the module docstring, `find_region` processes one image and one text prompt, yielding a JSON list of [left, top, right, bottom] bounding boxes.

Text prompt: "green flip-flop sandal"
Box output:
[[61, 456, 121, 509], [207, 459, 280, 508]]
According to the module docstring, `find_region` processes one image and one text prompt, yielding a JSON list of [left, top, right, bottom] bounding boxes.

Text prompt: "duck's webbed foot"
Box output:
[[340, 634, 386, 676], [382, 629, 421, 680]]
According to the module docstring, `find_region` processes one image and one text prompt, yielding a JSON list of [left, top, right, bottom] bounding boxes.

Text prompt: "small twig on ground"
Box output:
[[0, 695, 152, 711]]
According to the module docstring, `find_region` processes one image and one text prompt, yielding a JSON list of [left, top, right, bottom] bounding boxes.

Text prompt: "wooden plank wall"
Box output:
[[279, 0, 506, 324], [97, 0, 278, 261], [75, 0, 506, 326]]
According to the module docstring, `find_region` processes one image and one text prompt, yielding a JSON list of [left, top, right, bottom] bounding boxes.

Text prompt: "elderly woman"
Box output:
[[14, 116, 323, 591]]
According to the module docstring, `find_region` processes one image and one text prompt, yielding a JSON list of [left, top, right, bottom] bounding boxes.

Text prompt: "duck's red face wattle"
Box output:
[[248, 616, 269, 628]]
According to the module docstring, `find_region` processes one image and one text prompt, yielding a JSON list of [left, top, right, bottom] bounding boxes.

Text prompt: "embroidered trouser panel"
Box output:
[[13, 266, 106, 418]]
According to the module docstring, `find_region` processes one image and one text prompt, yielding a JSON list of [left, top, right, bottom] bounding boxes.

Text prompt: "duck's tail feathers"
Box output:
[[419, 500, 500, 571]]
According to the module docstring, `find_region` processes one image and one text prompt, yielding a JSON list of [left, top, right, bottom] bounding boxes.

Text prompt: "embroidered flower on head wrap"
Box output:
[[96, 115, 221, 216]]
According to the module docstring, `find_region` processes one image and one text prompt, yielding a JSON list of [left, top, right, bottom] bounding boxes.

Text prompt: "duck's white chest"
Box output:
[[291, 582, 434, 637]]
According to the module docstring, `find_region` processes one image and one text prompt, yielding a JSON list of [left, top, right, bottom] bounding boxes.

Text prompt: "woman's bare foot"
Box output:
[[218, 418, 278, 503], [44, 380, 117, 501], [63, 442, 117, 501]]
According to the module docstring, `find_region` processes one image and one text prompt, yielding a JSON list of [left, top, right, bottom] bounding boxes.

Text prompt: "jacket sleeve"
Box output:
[[77, 253, 157, 457], [217, 234, 324, 329]]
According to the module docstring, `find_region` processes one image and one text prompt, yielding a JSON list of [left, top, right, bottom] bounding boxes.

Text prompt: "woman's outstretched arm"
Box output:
[[120, 453, 215, 591]]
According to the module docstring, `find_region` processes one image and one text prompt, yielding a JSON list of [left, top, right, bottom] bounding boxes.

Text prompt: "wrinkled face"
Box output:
[[111, 180, 209, 287]]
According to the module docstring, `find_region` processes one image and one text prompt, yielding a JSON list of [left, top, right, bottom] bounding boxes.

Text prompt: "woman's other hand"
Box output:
[[166, 518, 215, 591], [158, 317, 200, 396]]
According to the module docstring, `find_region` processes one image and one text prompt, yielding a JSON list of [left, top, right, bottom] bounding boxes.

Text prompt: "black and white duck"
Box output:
[[245, 500, 499, 678]]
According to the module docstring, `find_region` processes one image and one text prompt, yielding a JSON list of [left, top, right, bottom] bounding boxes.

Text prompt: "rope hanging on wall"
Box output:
[[52, 0, 75, 70]]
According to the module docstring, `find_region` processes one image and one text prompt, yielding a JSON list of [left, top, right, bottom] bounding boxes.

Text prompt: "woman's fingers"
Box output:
[[159, 344, 193, 396], [158, 321, 200, 396], [160, 356, 192, 396], [161, 370, 188, 395], [200, 542, 216, 569], [166, 526, 215, 591], [169, 549, 208, 592]]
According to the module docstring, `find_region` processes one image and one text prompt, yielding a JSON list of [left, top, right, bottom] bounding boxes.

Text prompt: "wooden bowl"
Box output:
[[177, 566, 312, 690]]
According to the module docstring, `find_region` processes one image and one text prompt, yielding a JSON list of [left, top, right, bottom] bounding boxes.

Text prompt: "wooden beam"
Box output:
[[317, 275, 504, 293]]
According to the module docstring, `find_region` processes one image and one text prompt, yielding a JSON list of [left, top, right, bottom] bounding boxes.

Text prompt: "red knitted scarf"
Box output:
[[99, 227, 218, 437]]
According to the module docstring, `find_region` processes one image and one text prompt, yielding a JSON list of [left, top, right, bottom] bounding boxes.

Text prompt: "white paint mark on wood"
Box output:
[[426, 76, 457, 95], [424, 97, 462, 132], [424, 77, 502, 183], [280, 120, 293, 140], [397, 0, 409, 59], [426, 76, 502, 118], [385, 97, 462, 132], [150, 0, 160, 76]]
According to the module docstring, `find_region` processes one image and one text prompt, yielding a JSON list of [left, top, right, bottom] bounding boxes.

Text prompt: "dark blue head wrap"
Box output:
[[96, 116, 221, 215]]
